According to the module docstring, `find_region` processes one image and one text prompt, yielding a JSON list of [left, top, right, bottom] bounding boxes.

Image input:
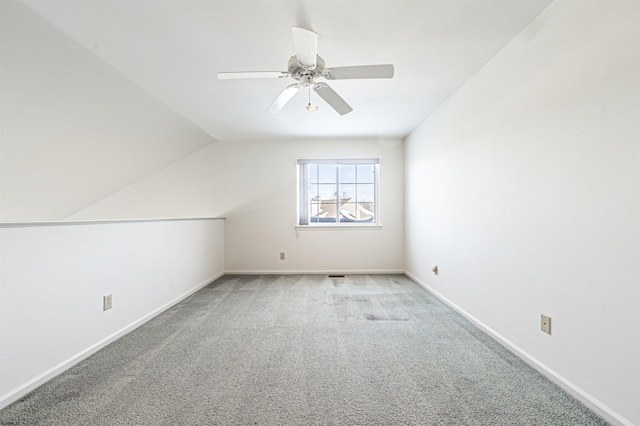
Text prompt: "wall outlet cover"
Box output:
[[541, 314, 551, 334], [103, 295, 113, 311]]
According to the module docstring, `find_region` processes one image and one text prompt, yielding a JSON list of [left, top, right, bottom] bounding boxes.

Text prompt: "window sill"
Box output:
[[295, 225, 382, 231]]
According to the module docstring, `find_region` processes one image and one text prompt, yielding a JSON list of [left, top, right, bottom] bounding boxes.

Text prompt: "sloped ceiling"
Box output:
[[23, 0, 553, 141], [0, 1, 215, 221]]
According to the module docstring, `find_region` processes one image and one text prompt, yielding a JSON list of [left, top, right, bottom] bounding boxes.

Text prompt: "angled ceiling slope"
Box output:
[[23, 0, 552, 140]]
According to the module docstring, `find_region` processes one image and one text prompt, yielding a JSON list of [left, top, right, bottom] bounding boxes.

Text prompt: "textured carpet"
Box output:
[[0, 274, 607, 425]]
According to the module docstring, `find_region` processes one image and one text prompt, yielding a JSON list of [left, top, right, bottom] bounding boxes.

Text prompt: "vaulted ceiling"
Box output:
[[23, 0, 553, 141]]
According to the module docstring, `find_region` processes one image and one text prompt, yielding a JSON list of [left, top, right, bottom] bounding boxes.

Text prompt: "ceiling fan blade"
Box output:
[[266, 84, 301, 113], [218, 71, 289, 80], [292, 27, 318, 68], [323, 64, 394, 80], [313, 83, 353, 115]]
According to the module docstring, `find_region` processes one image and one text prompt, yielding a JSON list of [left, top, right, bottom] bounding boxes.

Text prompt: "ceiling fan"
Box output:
[[217, 27, 394, 115]]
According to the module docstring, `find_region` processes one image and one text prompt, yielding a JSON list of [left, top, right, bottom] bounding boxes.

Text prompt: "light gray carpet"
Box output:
[[0, 274, 607, 425]]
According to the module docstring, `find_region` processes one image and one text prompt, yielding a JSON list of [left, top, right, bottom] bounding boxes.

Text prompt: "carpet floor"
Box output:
[[0, 274, 607, 425]]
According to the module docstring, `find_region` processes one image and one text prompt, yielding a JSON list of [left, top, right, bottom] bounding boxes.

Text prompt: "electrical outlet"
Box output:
[[280, 252, 286, 260], [541, 314, 551, 335], [103, 295, 112, 311]]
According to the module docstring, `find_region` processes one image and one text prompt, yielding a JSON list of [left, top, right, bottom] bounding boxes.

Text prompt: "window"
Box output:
[[298, 159, 379, 226]]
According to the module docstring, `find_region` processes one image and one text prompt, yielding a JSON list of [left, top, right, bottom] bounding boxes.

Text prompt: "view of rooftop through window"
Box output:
[[298, 160, 379, 225]]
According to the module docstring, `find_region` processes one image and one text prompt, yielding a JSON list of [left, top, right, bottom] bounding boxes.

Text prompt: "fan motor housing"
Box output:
[[288, 55, 326, 81]]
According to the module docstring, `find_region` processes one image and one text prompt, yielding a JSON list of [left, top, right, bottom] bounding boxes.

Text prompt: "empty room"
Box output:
[[0, 0, 638, 425]]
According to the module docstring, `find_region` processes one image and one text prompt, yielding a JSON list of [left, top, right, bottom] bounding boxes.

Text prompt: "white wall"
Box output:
[[0, 0, 215, 221], [0, 1, 227, 410], [67, 143, 226, 221], [70, 136, 405, 273], [0, 219, 225, 409], [222, 138, 404, 273], [405, 2, 639, 425]]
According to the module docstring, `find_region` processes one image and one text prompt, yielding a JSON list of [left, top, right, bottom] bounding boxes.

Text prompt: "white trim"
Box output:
[[404, 271, 633, 426], [297, 158, 379, 165], [224, 270, 404, 275], [0, 217, 224, 229], [0, 272, 224, 410], [7, 269, 623, 424], [295, 225, 382, 231]]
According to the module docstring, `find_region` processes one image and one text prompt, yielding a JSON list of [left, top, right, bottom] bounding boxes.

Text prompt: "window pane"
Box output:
[[310, 202, 321, 218], [318, 199, 337, 222], [339, 164, 356, 183], [357, 184, 375, 202], [356, 202, 375, 222], [340, 184, 356, 201], [318, 184, 336, 201], [318, 164, 336, 183], [357, 164, 375, 184], [339, 202, 356, 222], [309, 164, 318, 183], [310, 201, 338, 223], [308, 183, 319, 199], [339, 202, 374, 222]]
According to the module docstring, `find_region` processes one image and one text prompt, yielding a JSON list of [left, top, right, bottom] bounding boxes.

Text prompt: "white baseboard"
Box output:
[[0, 271, 224, 411], [404, 271, 632, 426], [223, 270, 405, 275], [6, 270, 628, 425]]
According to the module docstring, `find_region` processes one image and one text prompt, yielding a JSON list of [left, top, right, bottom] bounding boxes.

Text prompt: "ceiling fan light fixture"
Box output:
[[218, 26, 394, 115], [306, 83, 318, 111]]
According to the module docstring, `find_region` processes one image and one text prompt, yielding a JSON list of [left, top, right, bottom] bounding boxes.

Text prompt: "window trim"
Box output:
[[297, 159, 380, 227]]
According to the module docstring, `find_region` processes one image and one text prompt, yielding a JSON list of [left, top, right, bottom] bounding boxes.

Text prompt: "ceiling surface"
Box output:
[[23, 0, 553, 141]]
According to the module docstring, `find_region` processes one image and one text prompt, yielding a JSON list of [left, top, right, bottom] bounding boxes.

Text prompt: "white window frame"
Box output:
[[297, 159, 380, 227]]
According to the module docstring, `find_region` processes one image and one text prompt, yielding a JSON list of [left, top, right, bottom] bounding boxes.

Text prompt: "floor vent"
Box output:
[[328, 275, 345, 278]]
